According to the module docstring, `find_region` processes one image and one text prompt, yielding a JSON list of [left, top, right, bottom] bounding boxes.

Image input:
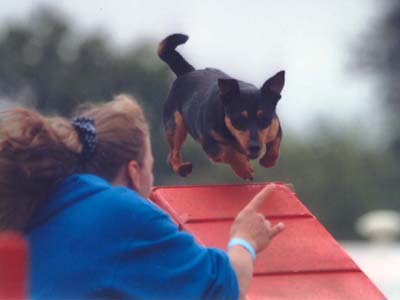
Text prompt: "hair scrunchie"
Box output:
[[71, 117, 97, 161]]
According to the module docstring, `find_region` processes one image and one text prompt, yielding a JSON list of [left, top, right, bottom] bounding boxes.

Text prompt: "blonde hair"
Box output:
[[0, 94, 149, 230]]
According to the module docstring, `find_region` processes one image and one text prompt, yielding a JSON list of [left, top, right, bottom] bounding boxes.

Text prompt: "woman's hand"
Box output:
[[230, 183, 284, 252], [228, 183, 285, 300]]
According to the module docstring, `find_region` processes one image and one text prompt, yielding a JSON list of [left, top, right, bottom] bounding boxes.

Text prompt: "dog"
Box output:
[[158, 33, 285, 180]]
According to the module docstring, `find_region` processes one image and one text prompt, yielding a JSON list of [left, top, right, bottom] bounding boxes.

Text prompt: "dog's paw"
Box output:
[[233, 164, 254, 180], [178, 162, 193, 177]]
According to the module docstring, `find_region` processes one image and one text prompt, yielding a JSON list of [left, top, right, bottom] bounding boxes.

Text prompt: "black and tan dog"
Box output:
[[158, 34, 285, 180]]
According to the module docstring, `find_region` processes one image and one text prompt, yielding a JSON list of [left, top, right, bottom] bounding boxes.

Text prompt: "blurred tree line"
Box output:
[[356, 0, 400, 158], [0, 7, 399, 240]]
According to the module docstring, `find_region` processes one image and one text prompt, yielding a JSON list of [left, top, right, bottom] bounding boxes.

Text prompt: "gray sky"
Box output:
[[0, 0, 386, 138]]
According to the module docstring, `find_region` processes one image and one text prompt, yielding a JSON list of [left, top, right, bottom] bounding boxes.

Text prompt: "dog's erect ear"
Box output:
[[261, 71, 285, 95], [218, 79, 240, 99]]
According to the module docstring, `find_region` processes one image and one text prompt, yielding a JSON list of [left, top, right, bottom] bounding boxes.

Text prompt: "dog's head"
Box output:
[[218, 71, 285, 159]]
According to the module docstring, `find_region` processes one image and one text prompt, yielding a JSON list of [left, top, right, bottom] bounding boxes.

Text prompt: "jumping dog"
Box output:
[[158, 34, 285, 180]]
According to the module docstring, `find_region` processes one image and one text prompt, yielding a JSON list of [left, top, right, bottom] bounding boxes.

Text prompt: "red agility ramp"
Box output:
[[150, 183, 386, 300], [0, 231, 28, 300]]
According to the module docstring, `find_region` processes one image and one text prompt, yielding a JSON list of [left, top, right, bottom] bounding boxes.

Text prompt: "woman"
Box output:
[[0, 94, 284, 300]]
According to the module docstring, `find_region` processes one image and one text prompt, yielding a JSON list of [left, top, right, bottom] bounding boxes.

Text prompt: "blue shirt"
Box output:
[[25, 174, 239, 300]]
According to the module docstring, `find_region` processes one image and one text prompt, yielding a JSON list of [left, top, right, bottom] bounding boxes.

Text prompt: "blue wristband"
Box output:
[[227, 238, 256, 261]]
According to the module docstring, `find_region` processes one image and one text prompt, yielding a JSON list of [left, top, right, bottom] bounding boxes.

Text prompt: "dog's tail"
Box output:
[[157, 33, 195, 77]]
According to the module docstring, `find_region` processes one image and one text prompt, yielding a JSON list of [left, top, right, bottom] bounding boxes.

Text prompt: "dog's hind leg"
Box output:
[[165, 111, 193, 176]]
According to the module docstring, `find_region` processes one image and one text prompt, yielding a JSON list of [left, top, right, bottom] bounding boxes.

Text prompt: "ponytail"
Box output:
[[0, 108, 82, 229], [0, 94, 149, 229]]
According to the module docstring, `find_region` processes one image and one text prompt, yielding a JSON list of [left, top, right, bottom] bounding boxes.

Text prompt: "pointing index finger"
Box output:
[[244, 183, 276, 212]]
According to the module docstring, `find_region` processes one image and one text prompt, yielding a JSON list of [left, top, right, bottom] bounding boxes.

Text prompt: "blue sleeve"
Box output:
[[111, 190, 239, 300]]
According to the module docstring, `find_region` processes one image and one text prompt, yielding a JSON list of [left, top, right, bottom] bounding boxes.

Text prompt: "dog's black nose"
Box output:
[[248, 142, 261, 159]]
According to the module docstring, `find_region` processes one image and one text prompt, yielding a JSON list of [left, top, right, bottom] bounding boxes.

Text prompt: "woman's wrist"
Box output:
[[227, 237, 256, 261]]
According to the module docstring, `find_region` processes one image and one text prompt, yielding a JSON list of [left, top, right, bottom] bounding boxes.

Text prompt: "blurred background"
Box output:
[[0, 0, 399, 297]]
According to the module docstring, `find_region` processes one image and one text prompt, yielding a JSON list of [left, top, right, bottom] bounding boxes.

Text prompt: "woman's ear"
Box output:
[[127, 160, 141, 192]]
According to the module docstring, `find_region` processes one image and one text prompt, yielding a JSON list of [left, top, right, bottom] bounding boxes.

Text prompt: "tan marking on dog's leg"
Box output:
[[259, 118, 280, 145], [258, 117, 281, 168], [259, 134, 282, 168], [212, 144, 254, 180], [226, 150, 254, 180], [166, 111, 192, 176]]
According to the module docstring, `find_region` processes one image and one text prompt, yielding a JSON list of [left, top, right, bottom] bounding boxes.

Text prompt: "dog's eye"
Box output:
[[230, 113, 247, 127], [257, 110, 264, 119], [241, 111, 248, 119]]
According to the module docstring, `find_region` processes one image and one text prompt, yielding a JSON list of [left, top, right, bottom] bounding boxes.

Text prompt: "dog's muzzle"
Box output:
[[247, 142, 261, 160]]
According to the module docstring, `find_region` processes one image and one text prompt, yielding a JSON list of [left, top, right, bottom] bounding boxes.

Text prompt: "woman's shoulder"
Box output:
[[36, 174, 168, 230], [79, 178, 178, 241], [77, 175, 168, 225], [83, 186, 165, 233]]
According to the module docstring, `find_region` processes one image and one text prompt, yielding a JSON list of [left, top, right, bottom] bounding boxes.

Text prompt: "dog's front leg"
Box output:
[[259, 131, 282, 168], [205, 131, 254, 180], [227, 152, 254, 180], [207, 145, 254, 180]]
